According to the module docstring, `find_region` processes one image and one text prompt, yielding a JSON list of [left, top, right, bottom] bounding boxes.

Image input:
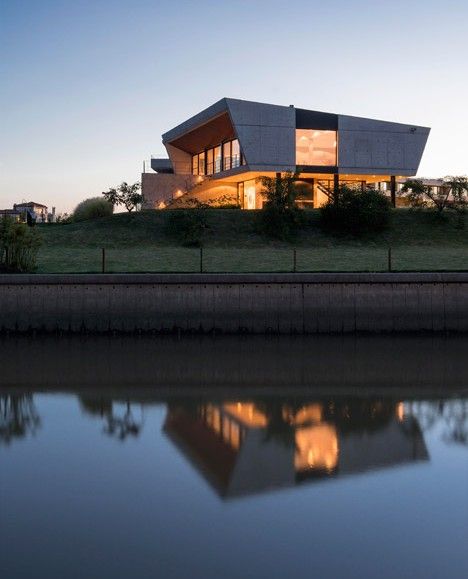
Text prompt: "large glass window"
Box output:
[[232, 139, 240, 168], [243, 179, 256, 210], [192, 138, 242, 175], [296, 129, 337, 166], [198, 151, 205, 175], [206, 148, 214, 175], [223, 142, 231, 171], [214, 145, 222, 173]]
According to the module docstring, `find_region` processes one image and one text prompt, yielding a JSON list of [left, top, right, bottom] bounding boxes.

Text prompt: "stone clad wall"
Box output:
[[0, 273, 467, 334]]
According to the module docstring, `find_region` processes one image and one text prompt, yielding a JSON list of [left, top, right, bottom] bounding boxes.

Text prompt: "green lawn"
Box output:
[[35, 209, 468, 273]]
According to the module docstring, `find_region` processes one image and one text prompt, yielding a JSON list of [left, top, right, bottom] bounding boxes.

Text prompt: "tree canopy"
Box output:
[[102, 182, 143, 212]]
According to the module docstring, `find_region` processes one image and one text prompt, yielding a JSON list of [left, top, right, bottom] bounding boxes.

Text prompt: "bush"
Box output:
[[259, 172, 304, 241], [320, 187, 390, 237], [260, 204, 304, 241], [0, 216, 42, 272], [73, 197, 114, 222], [164, 209, 208, 247]]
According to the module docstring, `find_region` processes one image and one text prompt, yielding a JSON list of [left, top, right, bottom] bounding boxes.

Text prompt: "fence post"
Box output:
[[102, 248, 106, 273], [293, 248, 297, 273], [388, 247, 392, 272], [200, 247, 203, 273]]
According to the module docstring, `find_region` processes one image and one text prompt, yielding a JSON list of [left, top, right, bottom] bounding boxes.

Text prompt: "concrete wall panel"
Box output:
[[338, 115, 430, 175], [227, 99, 296, 170], [1, 274, 466, 334]]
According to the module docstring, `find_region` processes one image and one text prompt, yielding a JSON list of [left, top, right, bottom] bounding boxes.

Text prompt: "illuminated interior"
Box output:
[[296, 129, 337, 166], [295, 424, 339, 472], [284, 404, 323, 425], [243, 179, 256, 210], [202, 404, 242, 450], [223, 402, 268, 427], [192, 138, 243, 176]]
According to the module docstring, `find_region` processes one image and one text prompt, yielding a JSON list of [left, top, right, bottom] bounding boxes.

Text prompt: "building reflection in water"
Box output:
[[163, 399, 429, 499]]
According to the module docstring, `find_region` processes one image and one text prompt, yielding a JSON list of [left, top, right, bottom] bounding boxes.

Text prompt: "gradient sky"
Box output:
[[1, 0, 467, 212]]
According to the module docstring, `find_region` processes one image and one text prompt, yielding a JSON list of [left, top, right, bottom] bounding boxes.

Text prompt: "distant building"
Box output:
[[13, 202, 48, 223], [0, 208, 23, 222]]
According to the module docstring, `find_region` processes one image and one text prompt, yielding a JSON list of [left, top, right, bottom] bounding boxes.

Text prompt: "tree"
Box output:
[[401, 176, 468, 215], [399, 179, 428, 208], [0, 216, 42, 272], [320, 186, 390, 237], [0, 395, 41, 445], [102, 181, 143, 212], [444, 176, 468, 213], [259, 171, 303, 240], [79, 396, 144, 441]]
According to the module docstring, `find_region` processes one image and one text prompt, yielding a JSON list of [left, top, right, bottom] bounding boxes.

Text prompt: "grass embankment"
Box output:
[[36, 209, 468, 273]]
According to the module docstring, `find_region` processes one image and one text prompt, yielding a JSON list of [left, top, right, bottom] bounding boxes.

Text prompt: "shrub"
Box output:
[[260, 204, 304, 241], [73, 197, 114, 222], [259, 172, 304, 241], [164, 209, 208, 247], [0, 216, 42, 272], [320, 187, 390, 237]]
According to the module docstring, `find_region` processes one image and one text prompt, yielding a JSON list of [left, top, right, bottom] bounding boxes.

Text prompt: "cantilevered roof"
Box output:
[[162, 98, 431, 176]]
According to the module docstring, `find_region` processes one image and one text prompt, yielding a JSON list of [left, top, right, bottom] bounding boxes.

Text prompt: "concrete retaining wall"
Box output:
[[0, 273, 467, 333]]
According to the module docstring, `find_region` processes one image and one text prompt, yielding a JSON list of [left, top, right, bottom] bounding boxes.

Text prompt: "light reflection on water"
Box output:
[[1, 336, 468, 579]]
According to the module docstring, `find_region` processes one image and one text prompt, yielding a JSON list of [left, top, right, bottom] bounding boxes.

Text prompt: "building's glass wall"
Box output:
[[243, 179, 256, 210], [223, 142, 231, 171], [192, 138, 242, 176], [296, 129, 337, 166], [206, 148, 214, 175], [198, 151, 205, 176], [214, 145, 222, 173], [232, 139, 240, 168]]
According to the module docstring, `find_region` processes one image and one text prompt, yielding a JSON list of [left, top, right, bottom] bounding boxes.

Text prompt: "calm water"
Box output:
[[1, 336, 467, 579]]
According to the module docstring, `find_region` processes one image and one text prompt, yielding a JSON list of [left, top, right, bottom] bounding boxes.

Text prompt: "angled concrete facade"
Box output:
[[142, 98, 430, 209], [337, 114, 429, 175]]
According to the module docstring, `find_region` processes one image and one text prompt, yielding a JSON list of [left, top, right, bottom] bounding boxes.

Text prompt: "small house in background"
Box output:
[[0, 208, 23, 222], [13, 202, 48, 223]]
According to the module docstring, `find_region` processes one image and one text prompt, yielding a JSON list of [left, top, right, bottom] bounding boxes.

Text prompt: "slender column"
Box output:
[[390, 175, 396, 207], [333, 174, 339, 194]]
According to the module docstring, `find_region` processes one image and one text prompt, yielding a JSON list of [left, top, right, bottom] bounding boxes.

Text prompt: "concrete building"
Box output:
[[142, 98, 430, 209]]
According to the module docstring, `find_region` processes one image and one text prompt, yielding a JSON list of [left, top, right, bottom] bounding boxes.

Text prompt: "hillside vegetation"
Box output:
[[35, 209, 468, 273]]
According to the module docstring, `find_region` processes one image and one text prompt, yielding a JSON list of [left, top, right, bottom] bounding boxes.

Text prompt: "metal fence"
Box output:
[[34, 246, 468, 274]]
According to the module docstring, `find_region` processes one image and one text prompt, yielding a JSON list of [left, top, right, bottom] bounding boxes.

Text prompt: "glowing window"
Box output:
[[295, 424, 339, 472], [296, 129, 337, 166], [214, 145, 222, 173], [231, 139, 240, 168], [206, 148, 214, 175], [198, 151, 205, 176], [223, 402, 267, 427]]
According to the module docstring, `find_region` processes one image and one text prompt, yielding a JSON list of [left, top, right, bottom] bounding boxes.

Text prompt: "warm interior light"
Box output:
[[224, 402, 267, 427], [296, 129, 337, 166], [295, 424, 338, 471], [288, 404, 323, 425], [397, 402, 405, 422]]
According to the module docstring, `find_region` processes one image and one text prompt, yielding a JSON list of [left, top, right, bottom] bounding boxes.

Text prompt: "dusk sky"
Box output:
[[1, 0, 467, 212]]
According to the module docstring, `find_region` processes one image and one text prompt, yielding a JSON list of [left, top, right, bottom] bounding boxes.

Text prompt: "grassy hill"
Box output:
[[36, 209, 468, 273]]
